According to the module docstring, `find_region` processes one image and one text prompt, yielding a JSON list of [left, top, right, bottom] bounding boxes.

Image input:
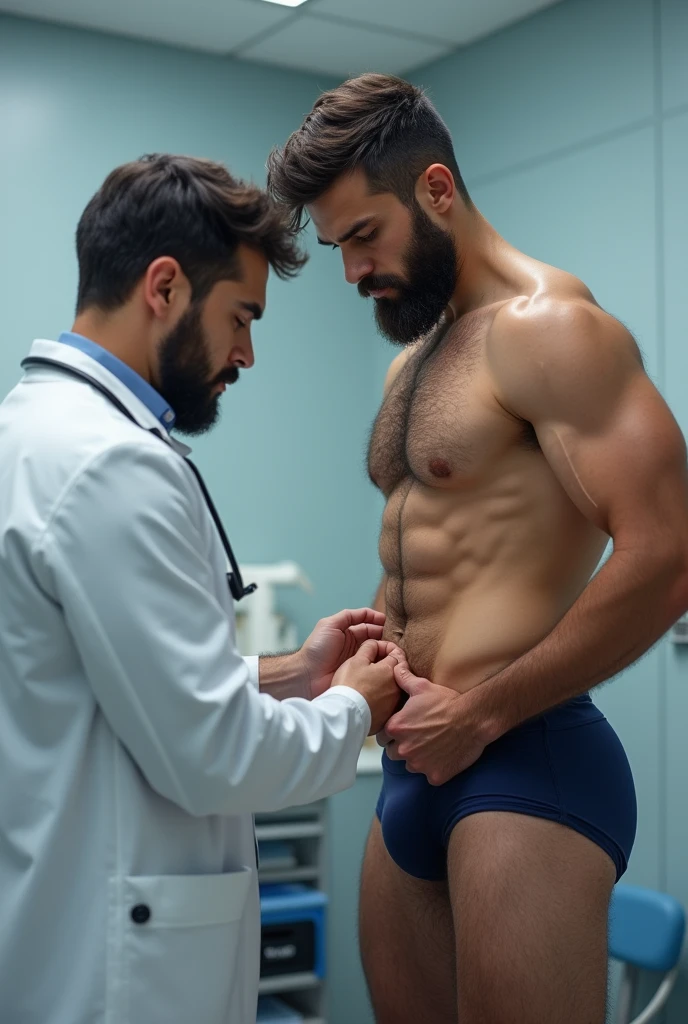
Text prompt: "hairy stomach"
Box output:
[[380, 503, 607, 691], [384, 579, 579, 690]]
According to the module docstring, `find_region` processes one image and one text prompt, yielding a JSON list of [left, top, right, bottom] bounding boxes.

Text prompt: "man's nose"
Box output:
[[343, 253, 374, 286]]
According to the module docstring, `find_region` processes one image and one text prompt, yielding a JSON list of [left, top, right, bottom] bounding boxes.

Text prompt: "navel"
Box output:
[[429, 458, 452, 478]]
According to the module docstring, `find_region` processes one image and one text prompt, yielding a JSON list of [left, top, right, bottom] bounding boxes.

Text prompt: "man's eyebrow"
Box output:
[[317, 217, 375, 247], [240, 301, 263, 321]]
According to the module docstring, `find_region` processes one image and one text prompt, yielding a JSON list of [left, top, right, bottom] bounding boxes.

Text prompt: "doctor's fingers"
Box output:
[[346, 623, 384, 648], [373, 641, 406, 665], [353, 639, 401, 665], [323, 607, 386, 631]]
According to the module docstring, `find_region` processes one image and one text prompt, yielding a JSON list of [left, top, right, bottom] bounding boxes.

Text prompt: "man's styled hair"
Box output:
[[76, 154, 307, 313], [267, 73, 471, 231]]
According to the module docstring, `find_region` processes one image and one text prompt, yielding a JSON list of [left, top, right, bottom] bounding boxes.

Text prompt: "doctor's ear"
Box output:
[[144, 257, 192, 319]]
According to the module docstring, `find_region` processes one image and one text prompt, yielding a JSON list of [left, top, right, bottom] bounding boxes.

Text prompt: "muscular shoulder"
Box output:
[[486, 286, 644, 423]]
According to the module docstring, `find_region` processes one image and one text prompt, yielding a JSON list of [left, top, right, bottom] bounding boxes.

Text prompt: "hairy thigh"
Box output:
[[360, 817, 457, 1024], [447, 812, 616, 1024]]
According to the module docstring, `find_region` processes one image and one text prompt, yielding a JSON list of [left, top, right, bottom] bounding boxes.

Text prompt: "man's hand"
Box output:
[[332, 639, 404, 735], [377, 662, 499, 785], [299, 608, 386, 699]]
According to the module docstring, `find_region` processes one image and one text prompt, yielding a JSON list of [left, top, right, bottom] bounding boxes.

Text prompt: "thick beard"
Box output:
[[365, 205, 457, 346], [156, 302, 237, 436]]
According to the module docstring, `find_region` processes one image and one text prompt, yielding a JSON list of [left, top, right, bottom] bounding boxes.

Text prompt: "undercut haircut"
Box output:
[[76, 153, 307, 313], [267, 73, 471, 231]]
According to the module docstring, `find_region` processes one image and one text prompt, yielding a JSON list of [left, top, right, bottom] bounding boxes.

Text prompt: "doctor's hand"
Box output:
[[299, 607, 386, 700], [377, 662, 496, 785], [331, 639, 405, 736]]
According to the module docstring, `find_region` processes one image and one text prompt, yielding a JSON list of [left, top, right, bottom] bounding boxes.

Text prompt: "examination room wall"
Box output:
[[0, 12, 384, 645]]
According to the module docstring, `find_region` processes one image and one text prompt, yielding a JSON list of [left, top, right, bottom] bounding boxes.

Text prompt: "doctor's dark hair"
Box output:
[[75, 154, 307, 313], [267, 73, 471, 231]]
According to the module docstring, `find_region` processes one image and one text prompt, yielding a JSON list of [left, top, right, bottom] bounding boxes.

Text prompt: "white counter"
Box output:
[[356, 744, 383, 775]]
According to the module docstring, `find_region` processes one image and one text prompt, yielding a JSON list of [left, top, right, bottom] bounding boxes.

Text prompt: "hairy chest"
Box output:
[[368, 318, 538, 495]]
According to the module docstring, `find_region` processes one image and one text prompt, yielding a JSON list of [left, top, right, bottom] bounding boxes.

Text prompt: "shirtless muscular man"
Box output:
[[268, 75, 688, 1024]]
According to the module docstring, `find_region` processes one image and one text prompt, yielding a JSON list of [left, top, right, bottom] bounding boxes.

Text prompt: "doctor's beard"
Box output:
[[156, 302, 238, 436]]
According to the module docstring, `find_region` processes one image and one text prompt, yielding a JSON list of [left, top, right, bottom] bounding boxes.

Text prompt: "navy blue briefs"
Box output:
[[375, 694, 636, 882]]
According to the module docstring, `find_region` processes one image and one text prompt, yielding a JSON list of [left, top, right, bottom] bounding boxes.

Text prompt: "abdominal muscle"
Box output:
[[380, 474, 608, 693], [387, 582, 576, 691]]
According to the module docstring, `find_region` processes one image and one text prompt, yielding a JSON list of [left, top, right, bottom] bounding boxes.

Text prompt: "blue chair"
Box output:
[[609, 883, 685, 1024]]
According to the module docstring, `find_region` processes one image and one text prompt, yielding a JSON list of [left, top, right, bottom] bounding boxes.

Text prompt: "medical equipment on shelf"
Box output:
[[235, 562, 312, 655]]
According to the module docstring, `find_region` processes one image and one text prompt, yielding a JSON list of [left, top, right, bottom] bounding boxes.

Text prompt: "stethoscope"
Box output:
[[21, 356, 257, 602]]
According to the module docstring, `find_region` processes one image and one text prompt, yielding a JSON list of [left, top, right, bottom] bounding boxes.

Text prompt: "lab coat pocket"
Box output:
[[115, 868, 252, 1024]]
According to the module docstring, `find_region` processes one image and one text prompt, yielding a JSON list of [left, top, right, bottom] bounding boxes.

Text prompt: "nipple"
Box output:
[[429, 458, 452, 478]]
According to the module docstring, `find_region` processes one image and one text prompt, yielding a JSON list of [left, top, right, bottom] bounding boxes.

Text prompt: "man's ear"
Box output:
[[416, 163, 455, 216]]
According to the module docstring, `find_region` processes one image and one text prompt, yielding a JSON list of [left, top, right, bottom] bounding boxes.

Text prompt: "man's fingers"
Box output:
[[385, 710, 401, 738], [385, 740, 403, 762], [394, 660, 430, 696]]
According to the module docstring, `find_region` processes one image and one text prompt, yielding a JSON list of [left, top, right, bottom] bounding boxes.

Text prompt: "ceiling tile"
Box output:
[[239, 13, 451, 77], [310, 0, 562, 47], [0, 0, 293, 53]]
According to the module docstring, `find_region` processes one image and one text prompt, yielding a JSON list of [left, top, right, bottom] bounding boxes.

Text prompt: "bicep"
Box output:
[[491, 301, 688, 546], [536, 371, 688, 544]]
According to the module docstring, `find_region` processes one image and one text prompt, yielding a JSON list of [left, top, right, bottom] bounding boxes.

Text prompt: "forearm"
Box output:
[[258, 652, 309, 700], [473, 548, 688, 738]]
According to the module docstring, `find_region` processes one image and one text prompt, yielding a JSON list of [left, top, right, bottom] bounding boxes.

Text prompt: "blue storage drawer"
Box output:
[[260, 884, 327, 979]]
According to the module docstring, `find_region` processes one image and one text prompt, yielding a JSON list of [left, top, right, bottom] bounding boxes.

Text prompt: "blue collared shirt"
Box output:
[[57, 332, 176, 431]]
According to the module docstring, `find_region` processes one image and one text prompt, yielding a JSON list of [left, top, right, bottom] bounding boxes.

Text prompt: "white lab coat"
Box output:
[[0, 340, 371, 1024]]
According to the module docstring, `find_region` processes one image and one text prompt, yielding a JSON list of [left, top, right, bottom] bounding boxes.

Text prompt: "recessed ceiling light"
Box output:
[[259, 0, 310, 7]]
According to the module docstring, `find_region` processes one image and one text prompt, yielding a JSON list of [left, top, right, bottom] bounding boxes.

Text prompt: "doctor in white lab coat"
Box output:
[[0, 154, 403, 1024]]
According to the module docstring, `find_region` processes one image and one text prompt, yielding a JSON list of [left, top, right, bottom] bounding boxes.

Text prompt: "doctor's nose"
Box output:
[[229, 340, 254, 370]]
